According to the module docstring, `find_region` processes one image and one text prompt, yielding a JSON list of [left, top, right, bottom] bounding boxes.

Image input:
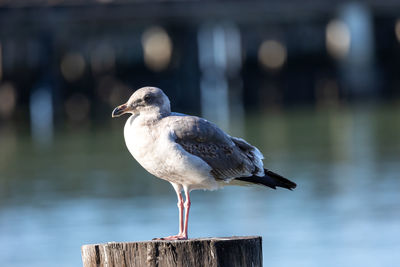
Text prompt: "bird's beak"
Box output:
[[112, 103, 129, 118]]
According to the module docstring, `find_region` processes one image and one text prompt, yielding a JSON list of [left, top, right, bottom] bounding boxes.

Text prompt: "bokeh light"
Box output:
[[326, 19, 351, 59], [60, 52, 86, 82], [0, 42, 2, 81], [315, 78, 340, 107], [395, 19, 400, 44], [90, 43, 115, 74], [0, 82, 16, 119], [0, 127, 17, 168], [65, 93, 90, 122], [141, 26, 172, 72], [96, 76, 131, 107], [258, 40, 287, 70]]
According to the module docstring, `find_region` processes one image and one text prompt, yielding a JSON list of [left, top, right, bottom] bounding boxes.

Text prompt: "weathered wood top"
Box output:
[[82, 236, 262, 267]]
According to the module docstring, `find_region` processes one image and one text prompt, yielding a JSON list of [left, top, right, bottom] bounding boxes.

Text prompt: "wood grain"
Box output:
[[82, 236, 262, 267]]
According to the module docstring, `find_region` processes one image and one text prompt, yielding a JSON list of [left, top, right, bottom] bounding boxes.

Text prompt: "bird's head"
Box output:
[[112, 87, 171, 118]]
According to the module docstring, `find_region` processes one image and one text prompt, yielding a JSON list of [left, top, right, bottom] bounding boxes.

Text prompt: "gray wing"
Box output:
[[168, 116, 263, 180]]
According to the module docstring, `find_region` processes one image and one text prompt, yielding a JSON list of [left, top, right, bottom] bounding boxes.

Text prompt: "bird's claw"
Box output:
[[153, 235, 188, 241]]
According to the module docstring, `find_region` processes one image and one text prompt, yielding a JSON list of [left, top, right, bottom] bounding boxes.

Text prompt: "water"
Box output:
[[1, 104, 399, 267]]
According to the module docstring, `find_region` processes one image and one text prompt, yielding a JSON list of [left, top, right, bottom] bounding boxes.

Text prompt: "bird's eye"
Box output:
[[144, 95, 152, 102]]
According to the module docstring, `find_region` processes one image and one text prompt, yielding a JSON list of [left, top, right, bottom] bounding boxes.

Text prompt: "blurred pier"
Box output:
[[1, 0, 400, 132]]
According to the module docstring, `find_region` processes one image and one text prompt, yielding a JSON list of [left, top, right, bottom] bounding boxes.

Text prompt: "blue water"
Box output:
[[1, 105, 399, 267]]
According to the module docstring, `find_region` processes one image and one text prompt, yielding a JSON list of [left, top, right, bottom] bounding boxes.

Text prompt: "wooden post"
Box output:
[[82, 236, 262, 267]]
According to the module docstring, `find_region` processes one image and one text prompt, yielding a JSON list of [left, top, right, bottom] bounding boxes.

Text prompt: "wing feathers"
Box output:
[[171, 116, 263, 180], [236, 169, 297, 190]]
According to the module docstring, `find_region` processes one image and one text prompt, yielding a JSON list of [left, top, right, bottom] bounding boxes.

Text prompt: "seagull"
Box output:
[[112, 86, 296, 240]]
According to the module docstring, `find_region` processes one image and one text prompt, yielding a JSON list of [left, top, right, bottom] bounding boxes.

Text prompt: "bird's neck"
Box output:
[[133, 110, 170, 126]]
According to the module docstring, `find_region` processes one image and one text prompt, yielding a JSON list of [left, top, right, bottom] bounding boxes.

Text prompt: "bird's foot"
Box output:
[[153, 234, 188, 241]]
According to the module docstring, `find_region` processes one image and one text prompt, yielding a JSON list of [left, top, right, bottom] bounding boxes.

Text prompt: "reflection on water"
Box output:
[[0, 104, 399, 267]]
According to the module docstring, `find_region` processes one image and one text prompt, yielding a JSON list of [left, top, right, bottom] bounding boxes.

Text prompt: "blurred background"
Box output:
[[1, 0, 400, 266]]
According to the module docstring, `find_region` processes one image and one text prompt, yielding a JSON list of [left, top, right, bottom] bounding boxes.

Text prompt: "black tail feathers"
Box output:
[[236, 169, 297, 190]]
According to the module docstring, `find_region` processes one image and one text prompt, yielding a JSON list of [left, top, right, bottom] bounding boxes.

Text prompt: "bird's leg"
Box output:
[[163, 188, 191, 240], [154, 186, 190, 241], [182, 188, 191, 239], [177, 191, 184, 235], [170, 182, 184, 236], [154, 183, 186, 241]]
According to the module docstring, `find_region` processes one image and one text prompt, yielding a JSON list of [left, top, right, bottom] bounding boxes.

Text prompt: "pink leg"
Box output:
[[170, 183, 184, 235], [182, 188, 191, 239], [177, 191, 184, 235], [154, 184, 187, 240]]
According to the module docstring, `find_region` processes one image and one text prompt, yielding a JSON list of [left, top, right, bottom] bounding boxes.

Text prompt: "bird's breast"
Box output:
[[124, 116, 156, 162], [123, 116, 173, 176], [122, 115, 219, 190]]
